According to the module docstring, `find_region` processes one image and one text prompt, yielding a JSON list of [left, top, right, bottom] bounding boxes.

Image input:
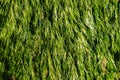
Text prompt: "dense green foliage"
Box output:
[[0, 0, 120, 80]]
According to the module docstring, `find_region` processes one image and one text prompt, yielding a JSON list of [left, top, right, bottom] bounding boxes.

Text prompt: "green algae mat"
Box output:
[[0, 0, 120, 80]]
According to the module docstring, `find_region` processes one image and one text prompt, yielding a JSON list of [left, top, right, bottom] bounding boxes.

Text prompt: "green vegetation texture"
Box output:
[[0, 0, 120, 80]]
